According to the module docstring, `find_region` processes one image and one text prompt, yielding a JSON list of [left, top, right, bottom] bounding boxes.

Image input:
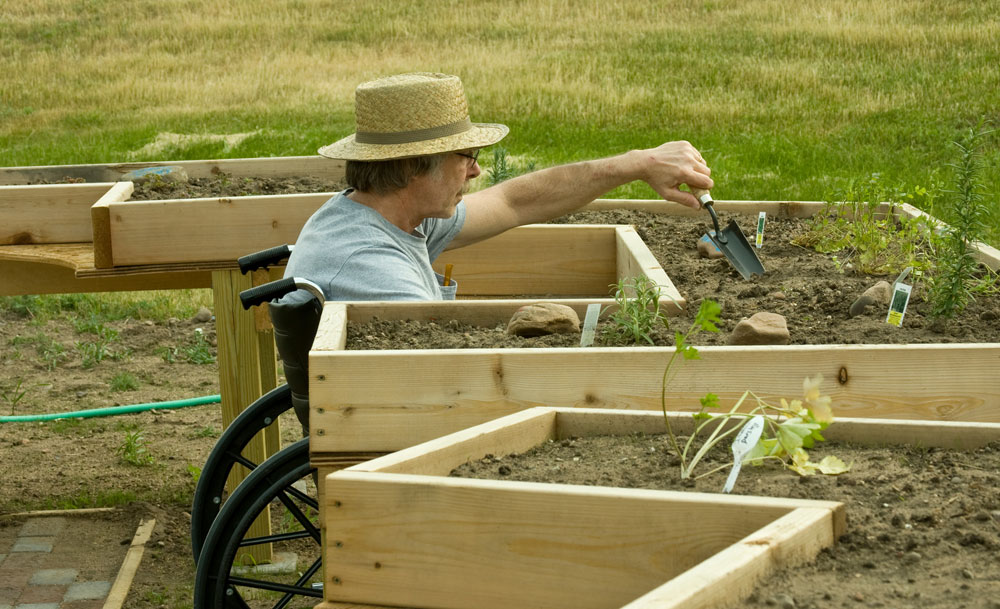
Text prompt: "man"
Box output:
[[283, 71, 713, 301]]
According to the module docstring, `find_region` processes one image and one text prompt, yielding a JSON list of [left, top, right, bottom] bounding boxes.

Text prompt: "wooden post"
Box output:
[[212, 268, 280, 564]]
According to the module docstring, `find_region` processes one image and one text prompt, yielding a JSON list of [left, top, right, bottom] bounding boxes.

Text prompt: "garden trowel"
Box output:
[[693, 189, 765, 280]]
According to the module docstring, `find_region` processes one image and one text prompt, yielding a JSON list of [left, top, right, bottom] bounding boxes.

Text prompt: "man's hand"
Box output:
[[637, 141, 714, 209]]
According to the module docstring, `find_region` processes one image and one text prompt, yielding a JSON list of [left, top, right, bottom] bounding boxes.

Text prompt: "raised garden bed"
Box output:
[[317, 407, 1000, 609], [0, 155, 345, 186]]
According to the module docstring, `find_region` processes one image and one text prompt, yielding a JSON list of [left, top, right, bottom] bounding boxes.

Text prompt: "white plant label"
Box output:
[[886, 283, 912, 327], [723, 415, 765, 494], [755, 211, 766, 248], [579, 303, 602, 347]]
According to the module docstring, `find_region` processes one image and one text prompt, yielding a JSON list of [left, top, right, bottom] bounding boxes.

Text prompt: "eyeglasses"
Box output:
[[454, 150, 481, 165]]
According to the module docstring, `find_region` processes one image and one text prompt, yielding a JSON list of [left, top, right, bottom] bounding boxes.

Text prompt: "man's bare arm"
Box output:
[[450, 141, 713, 250]]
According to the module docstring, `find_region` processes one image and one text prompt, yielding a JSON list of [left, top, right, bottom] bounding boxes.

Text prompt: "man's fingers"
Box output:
[[660, 188, 701, 209]]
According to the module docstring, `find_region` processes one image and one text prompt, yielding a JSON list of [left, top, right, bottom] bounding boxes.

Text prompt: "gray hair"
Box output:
[[345, 155, 446, 195]]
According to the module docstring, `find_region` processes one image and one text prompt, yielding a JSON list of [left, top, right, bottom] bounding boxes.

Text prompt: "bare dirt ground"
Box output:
[[1, 174, 998, 608]]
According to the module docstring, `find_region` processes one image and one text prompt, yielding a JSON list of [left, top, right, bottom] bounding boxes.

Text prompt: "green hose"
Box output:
[[0, 394, 221, 423]]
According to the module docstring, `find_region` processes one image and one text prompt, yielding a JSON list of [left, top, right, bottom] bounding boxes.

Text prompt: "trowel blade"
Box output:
[[706, 220, 765, 280]]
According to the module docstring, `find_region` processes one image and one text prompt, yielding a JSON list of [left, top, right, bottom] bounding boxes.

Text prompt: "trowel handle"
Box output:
[[692, 188, 714, 208], [694, 189, 726, 243]]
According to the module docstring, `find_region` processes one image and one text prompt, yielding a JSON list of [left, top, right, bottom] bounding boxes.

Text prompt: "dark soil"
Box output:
[[453, 434, 1000, 609], [349, 209, 1000, 350], [127, 174, 345, 200]]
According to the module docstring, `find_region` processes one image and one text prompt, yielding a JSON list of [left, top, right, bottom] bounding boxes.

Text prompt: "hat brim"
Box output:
[[318, 122, 509, 161]]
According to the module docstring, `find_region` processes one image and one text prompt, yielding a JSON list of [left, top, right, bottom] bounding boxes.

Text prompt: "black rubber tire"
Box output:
[[193, 438, 320, 609], [190, 384, 295, 561]]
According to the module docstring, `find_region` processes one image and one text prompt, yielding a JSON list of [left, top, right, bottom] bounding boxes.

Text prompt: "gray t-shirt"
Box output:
[[281, 190, 465, 302]]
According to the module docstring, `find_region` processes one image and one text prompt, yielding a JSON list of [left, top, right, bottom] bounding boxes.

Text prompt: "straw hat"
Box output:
[[318, 73, 509, 161]]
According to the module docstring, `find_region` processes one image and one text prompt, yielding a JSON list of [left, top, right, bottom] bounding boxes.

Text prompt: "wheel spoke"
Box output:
[[274, 488, 321, 542], [273, 557, 323, 609], [226, 576, 323, 599]]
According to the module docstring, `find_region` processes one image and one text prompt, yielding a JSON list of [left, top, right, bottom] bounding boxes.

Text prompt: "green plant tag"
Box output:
[[755, 211, 766, 248], [886, 283, 912, 327], [723, 415, 765, 494], [579, 303, 601, 347]]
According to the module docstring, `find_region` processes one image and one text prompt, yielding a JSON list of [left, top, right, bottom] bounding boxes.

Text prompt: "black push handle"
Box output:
[[238, 244, 293, 274], [240, 277, 297, 310], [239, 277, 325, 310]]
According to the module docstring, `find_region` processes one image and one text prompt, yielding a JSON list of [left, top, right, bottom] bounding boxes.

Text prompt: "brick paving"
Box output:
[[0, 516, 120, 609]]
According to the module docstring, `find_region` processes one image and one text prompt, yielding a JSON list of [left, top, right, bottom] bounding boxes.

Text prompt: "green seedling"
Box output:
[[110, 372, 139, 392], [182, 328, 215, 365], [1, 378, 29, 415], [601, 275, 671, 345], [659, 300, 848, 481], [117, 430, 156, 466]]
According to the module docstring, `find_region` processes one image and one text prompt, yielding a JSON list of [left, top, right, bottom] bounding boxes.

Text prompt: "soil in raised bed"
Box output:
[[452, 434, 1000, 609], [348, 210, 1000, 349]]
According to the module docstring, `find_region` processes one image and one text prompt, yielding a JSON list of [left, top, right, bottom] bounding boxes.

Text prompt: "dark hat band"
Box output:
[[354, 118, 472, 145]]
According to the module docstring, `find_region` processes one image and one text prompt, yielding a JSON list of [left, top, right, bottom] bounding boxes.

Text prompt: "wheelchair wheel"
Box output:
[[191, 383, 296, 561], [193, 438, 320, 609]]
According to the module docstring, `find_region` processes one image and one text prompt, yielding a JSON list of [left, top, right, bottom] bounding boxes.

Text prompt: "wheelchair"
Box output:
[[191, 245, 329, 609]]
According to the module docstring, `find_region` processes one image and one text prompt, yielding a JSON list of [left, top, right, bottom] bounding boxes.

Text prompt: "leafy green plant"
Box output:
[[792, 174, 937, 276], [601, 275, 671, 345], [76, 339, 110, 368], [186, 463, 202, 483], [660, 300, 848, 482], [117, 430, 156, 466], [926, 124, 1000, 319], [157, 345, 179, 363], [182, 328, 216, 364], [110, 372, 139, 392]]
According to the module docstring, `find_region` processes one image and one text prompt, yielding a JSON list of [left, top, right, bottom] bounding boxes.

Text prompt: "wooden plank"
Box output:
[[433, 224, 617, 296], [545, 408, 1000, 452], [614, 225, 684, 311], [309, 343, 1000, 452], [0, 256, 212, 295], [212, 269, 275, 564], [0, 183, 120, 245], [324, 470, 840, 609], [91, 182, 135, 268], [347, 408, 559, 476], [105, 193, 334, 265], [898, 202, 1000, 271], [103, 517, 156, 609], [622, 508, 837, 609], [0, 155, 345, 184]]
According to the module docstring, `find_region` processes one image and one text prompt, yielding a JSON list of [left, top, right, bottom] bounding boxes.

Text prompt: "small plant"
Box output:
[[926, 124, 999, 319], [117, 430, 156, 466], [182, 328, 216, 364], [76, 339, 110, 368], [1, 378, 29, 415], [485, 146, 536, 186], [157, 345, 179, 363], [191, 425, 220, 439], [186, 463, 202, 483], [660, 300, 848, 482], [792, 173, 936, 276], [601, 275, 671, 345], [110, 372, 139, 392]]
